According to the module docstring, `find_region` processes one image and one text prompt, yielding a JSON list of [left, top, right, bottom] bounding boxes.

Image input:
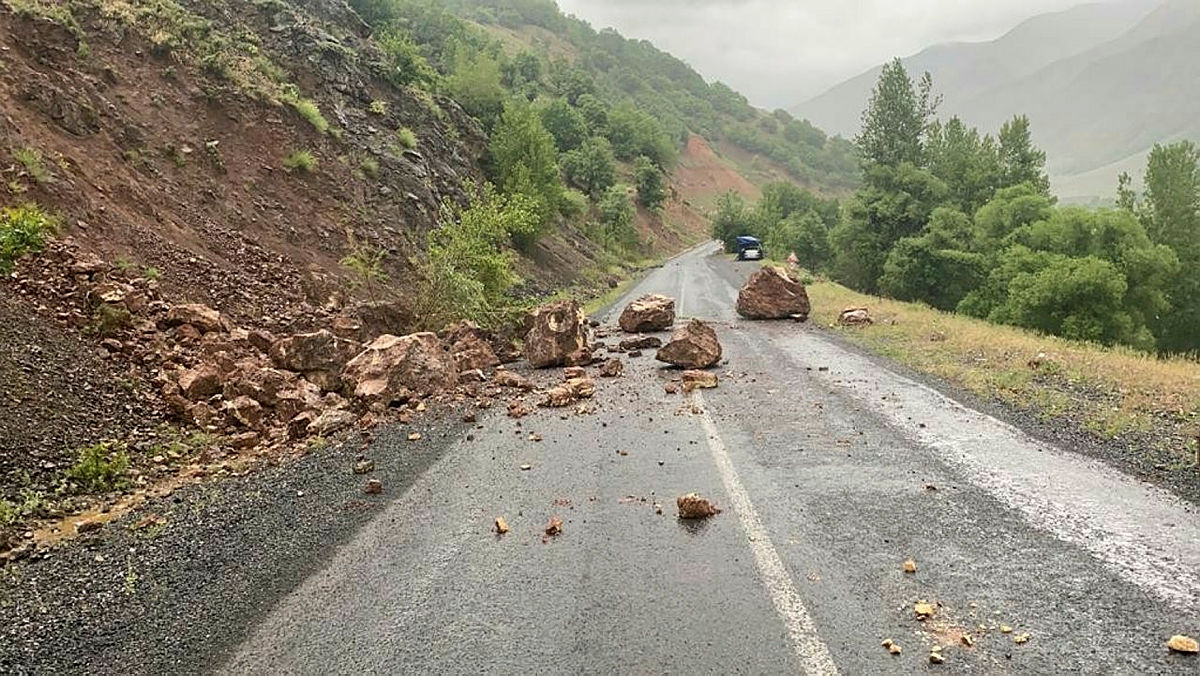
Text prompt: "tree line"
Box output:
[[716, 59, 1199, 355]]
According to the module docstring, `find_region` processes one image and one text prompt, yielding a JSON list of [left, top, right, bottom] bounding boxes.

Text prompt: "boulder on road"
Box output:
[[656, 319, 721, 369], [342, 332, 458, 404], [838, 307, 873, 326], [523, 300, 588, 369], [736, 266, 810, 321], [676, 493, 721, 519], [618, 294, 676, 333]]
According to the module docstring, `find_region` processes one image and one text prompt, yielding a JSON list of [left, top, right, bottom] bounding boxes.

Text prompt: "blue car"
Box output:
[[735, 236, 764, 261]]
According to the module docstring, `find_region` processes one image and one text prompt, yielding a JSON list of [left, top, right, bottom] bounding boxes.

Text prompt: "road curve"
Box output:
[[223, 242, 1200, 674]]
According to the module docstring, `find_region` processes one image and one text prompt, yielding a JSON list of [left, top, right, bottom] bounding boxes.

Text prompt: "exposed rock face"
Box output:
[[618, 294, 676, 333], [838, 307, 873, 326], [523, 300, 588, 369], [736, 267, 810, 320], [165, 304, 224, 333], [655, 319, 721, 369], [341, 332, 458, 404]]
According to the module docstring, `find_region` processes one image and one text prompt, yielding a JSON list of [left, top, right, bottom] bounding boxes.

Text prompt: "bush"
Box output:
[[377, 28, 437, 89], [0, 202, 58, 271], [594, 185, 637, 252], [13, 147, 51, 184], [87, 303, 133, 338], [538, 97, 587, 152], [396, 127, 418, 149], [64, 441, 130, 493], [419, 184, 540, 328], [282, 93, 329, 134], [369, 100, 389, 116], [489, 98, 562, 228], [283, 150, 317, 172]]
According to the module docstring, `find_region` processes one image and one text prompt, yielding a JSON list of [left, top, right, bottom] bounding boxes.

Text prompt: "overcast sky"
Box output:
[[556, 0, 1111, 109]]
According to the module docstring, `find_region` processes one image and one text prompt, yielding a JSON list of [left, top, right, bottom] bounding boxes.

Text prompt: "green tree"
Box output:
[[711, 191, 755, 252], [764, 210, 833, 272], [377, 28, 438, 89], [634, 155, 667, 209], [855, 59, 930, 168], [595, 185, 637, 251], [606, 102, 676, 166], [489, 98, 563, 229], [830, 162, 948, 292], [878, 208, 987, 310], [972, 182, 1055, 247], [998, 115, 1050, 194], [1132, 141, 1199, 353], [924, 117, 1001, 214], [559, 136, 616, 198], [446, 47, 506, 128], [538, 98, 587, 152]]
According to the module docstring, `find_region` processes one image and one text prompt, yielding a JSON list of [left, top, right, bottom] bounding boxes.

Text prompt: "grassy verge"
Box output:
[[806, 279, 1200, 467]]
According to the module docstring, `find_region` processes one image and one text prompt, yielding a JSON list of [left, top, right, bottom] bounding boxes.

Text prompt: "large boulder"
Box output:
[[269, 330, 359, 389], [523, 300, 588, 369], [655, 319, 721, 369], [736, 267, 810, 320], [341, 332, 458, 404], [618, 294, 676, 333], [178, 364, 223, 400]]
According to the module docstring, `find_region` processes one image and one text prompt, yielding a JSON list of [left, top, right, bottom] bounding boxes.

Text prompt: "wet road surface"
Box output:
[[223, 242, 1200, 674]]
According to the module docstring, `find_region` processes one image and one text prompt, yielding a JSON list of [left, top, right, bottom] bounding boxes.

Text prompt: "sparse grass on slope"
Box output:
[[807, 279, 1200, 465]]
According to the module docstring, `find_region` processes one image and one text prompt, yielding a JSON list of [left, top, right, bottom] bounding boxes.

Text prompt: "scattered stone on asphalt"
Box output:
[[618, 335, 663, 352], [494, 370, 534, 391], [736, 266, 810, 321], [681, 369, 718, 391], [1013, 633, 1031, 645], [929, 649, 945, 664], [664, 381, 680, 394], [462, 411, 477, 423], [544, 516, 563, 536], [519, 464, 532, 471], [507, 401, 532, 418], [618, 294, 676, 333], [838, 306, 873, 326], [528, 433, 543, 442], [903, 559, 917, 573], [352, 460, 374, 475], [676, 493, 721, 519], [598, 358, 624, 377], [914, 601, 936, 620], [999, 624, 1013, 634], [1167, 635, 1199, 654], [656, 319, 722, 369], [407, 432, 421, 441], [882, 639, 902, 655], [494, 517, 509, 535], [961, 634, 974, 647], [363, 479, 383, 494]]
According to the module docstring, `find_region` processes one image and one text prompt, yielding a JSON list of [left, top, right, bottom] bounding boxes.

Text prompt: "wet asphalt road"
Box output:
[[222, 242, 1200, 674]]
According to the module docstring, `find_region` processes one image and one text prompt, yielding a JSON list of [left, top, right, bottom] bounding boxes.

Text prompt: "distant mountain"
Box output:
[[792, 0, 1200, 200]]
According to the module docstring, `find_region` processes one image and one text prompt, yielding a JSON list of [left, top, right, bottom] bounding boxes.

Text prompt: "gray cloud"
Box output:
[[556, 0, 1116, 108]]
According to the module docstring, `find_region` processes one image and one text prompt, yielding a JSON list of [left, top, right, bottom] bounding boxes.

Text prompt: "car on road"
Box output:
[[736, 236, 764, 261]]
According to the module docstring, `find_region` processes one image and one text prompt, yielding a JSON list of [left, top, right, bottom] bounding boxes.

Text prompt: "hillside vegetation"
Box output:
[[794, 0, 1199, 201], [728, 60, 1200, 356]]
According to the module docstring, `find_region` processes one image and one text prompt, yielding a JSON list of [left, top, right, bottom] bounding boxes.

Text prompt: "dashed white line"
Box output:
[[695, 391, 839, 675]]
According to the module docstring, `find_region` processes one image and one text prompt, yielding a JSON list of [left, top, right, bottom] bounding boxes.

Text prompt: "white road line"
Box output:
[[695, 391, 839, 675]]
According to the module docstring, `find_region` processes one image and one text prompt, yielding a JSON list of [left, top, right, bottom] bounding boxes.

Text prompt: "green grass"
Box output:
[[87, 303, 133, 337], [806, 277, 1200, 459], [359, 156, 380, 178], [64, 442, 131, 493], [0, 202, 58, 272], [369, 100, 388, 115], [285, 95, 329, 134], [13, 147, 51, 184], [395, 127, 418, 149], [283, 149, 317, 172]]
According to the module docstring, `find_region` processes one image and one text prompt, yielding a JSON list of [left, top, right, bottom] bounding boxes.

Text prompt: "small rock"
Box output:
[[363, 479, 383, 494], [903, 559, 917, 574], [408, 432, 421, 441], [929, 651, 945, 664], [676, 493, 721, 519], [999, 624, 1013, 634], [519, 464, 532, 471], [914, 601, 936, 620], [353, 460, 375, 475], [838, 306, 873, 326], [881, 639, 902, 655], [494, 516, 509, 534], [462, 411, 478, 423], [1167, 635, 1199, 654], [1013, 633, 1031, 645], [961, 634, 974, 647], [494, 370, 534, 391], [598, 358, 624, 378], [681, 369, 718, 391], [545, 516, 563, 536]]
